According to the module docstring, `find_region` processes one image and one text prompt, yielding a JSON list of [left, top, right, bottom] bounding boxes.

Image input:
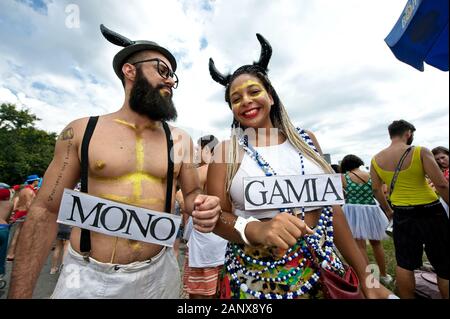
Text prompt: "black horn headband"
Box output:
[[100, 24, 134, 47], [209, 33, 273, 87], [100, 24, 177, 80]]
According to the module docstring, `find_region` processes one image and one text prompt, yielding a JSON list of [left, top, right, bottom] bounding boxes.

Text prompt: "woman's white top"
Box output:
[[187, 217, 228, 268], [230, 139, 325, 220]]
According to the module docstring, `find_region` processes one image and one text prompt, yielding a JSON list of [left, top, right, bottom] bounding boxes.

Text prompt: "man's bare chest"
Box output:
[[81, 120, 182, 181]]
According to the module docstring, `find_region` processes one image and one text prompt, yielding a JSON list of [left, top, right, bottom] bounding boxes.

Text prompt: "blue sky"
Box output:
[[0, 0, 448, 166], [16, 0, 50, 14]]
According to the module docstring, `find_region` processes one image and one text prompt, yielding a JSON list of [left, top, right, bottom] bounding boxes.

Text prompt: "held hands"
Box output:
[[192, 194, 221, 233], [246, 213, 314, 249]]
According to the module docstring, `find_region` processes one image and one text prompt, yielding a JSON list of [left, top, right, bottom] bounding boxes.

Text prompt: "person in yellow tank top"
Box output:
[[370, 120, 449, 299]]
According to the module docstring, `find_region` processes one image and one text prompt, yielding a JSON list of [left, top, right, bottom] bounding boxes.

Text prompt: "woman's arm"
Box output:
[[206, 160, 244, 243], [305, 130, 323, 155], [370, 162, 394, 219], [308, 135, 392, 298], [332, 205, 392, 298]]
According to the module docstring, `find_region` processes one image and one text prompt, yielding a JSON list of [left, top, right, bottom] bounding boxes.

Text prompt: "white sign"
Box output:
[[243, 174, 345, 211], [57, 189, 181, 247]]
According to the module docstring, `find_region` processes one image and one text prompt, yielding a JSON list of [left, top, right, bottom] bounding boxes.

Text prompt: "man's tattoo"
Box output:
[[59, 127, 74, 140], [48, 140, 72, 202]]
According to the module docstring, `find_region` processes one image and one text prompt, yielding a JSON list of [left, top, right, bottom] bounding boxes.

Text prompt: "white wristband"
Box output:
[[234, 216, 260, 246]]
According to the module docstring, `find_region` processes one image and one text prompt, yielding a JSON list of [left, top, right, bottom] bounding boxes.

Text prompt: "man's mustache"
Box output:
[[155, 84, 173, 97]]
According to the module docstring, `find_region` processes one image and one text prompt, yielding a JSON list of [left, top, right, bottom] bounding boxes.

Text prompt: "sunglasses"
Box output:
[[132, 58, 179, 89]]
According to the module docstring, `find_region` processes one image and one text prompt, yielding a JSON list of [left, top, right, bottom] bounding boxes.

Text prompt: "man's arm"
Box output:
[[24, 188, 36, 210], [8, 121, 84, 298], [305, 130, 324, 155], [176, 132, 202, 215], [0, 201, 13, 224], [176, 132, 220, 233], [370, 162, 393, 219], [12, 195, 19, 212], [422, 147, 449, 205]]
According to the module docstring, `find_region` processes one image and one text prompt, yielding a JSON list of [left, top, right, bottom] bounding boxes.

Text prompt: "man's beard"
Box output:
[[129, 68, 178, 122], [407, 136, 414, 145]]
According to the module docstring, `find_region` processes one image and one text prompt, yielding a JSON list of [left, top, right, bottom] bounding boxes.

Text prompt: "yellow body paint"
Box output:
[[94, 119, 165, 207], [159, 89, 171, 97], [114, 119, 137, 130], [136, 135, 144, 171], [128, 239, 143, 252], [95, 161, 106, 170]]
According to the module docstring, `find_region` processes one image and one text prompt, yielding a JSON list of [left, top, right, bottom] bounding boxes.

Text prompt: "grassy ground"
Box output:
[[366, 236, 430, 292], [366, 237, 397, 291]]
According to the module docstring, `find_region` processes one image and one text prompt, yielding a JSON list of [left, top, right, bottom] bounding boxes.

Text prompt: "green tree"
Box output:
[[0, 103, 39, 130], [0, 103, 57, 185]]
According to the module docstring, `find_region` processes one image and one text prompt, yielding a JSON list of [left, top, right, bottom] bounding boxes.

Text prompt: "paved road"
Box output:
[[1, 242, 187, 299], [0, 250, 60, 299]]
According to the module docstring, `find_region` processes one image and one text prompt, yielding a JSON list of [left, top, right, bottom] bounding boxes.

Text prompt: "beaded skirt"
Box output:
[[219, 238, 345, 299]]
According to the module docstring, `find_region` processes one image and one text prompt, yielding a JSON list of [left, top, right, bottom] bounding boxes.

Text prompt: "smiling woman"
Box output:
[[206, 33, 394, 300]]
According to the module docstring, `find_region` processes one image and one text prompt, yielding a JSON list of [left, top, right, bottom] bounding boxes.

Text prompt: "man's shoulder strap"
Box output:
[[389, 146, 414, 198], [80, 116, 99, 193], [79, 116, 99, 255], [162, 121, 174, 214]]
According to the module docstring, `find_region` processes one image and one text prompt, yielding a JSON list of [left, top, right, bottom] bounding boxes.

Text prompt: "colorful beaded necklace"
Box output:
[[225, 128, 343, 299]]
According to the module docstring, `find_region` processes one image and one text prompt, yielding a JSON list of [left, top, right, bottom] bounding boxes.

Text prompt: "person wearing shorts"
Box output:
[[371, 120, 449, 299], [50, 224, 72, 274]]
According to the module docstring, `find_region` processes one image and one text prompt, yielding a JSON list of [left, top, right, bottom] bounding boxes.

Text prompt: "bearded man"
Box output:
[[8, 25, 221, 299]]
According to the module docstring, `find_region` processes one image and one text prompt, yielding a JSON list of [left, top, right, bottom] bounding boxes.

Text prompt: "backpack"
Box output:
[[414, 270, 441, 299]]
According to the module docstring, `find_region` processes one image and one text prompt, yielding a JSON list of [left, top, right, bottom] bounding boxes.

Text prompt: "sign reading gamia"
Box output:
[[243, 174, 345, 211]]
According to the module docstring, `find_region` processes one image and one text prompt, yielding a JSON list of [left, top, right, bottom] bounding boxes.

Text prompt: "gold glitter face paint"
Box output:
[[159, 89, 171, 97], [230, 80, 265, 96], [230, 81, 267, 108]]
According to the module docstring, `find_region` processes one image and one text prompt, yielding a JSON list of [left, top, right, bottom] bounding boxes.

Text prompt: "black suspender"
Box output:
[[79, 116, 99, 255], [162, 122, 174, 214], [78, 118, 174, 257]]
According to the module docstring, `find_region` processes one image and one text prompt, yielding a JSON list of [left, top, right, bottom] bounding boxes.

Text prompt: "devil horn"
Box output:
[[100, 24, 134, 47], [209, 58, 231, 86], [254, 33, 272, 71]]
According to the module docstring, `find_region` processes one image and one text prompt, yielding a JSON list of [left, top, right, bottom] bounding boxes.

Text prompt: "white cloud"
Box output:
[[0, 87, 19, 105], [0, 0, 448, 167]]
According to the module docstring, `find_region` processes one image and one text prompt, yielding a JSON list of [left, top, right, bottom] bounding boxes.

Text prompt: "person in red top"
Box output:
[[432, 146, 449, 218], [1, 188, 13, 282], [6, 175, 39, 261], [432, 146, 449, 181]]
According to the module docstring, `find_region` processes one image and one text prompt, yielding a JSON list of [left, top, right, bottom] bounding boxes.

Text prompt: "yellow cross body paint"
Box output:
[[92, 119, 165, 207]]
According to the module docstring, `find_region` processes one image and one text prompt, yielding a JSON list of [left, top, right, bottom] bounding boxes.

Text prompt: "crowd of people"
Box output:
[[0, 25, 448, 299]]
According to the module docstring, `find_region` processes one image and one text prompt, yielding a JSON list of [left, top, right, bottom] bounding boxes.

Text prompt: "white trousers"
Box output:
[[51, 244, 181, 299]]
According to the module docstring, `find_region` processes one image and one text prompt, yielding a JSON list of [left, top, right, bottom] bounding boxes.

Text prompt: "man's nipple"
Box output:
[[95, 160, 106, 170]]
